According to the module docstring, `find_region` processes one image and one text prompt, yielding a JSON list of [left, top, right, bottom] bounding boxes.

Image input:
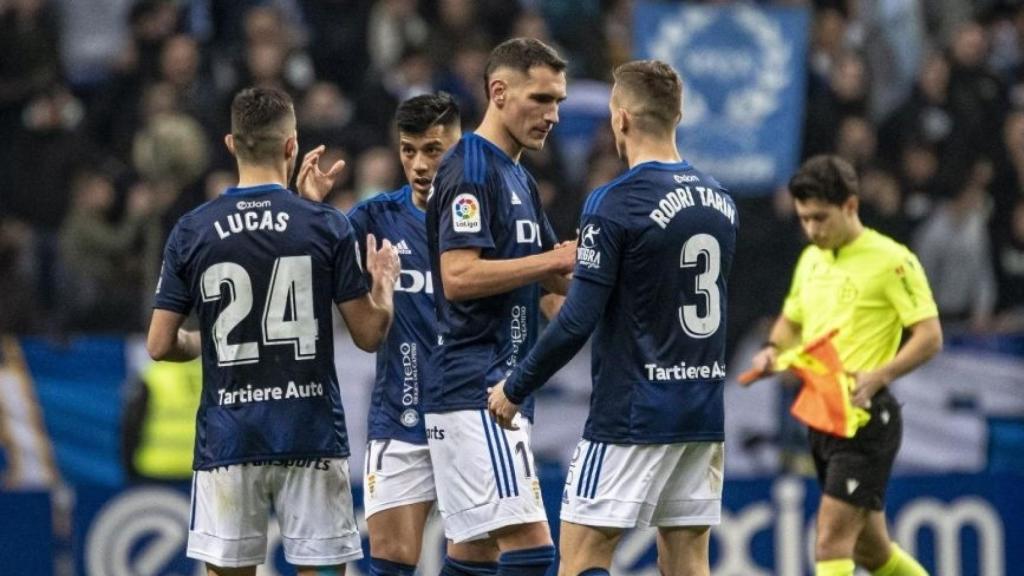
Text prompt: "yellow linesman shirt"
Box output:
[[782, 228, 938, 373]]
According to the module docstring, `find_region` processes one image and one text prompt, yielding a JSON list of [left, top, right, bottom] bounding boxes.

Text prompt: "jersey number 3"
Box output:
[[202, 256, 318, 366], [679, 234, 721, 338]]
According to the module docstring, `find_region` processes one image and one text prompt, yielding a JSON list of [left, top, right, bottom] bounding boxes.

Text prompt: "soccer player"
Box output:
[[146, 86, 400, 576], [299, 93, 503, 576], [488, 59, 736, 576], [425, 37, 576, 576], [743, 155, 942, 576]]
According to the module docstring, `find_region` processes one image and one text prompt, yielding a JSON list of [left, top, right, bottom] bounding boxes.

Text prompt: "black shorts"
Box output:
[[809, 389, 902, 511]]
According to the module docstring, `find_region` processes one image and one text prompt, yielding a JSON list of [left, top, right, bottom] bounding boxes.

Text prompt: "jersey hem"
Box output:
[[367, 432, 428, 445], [424, 403, 535, 421], [194, 451, 349, 470], [581, 433, 724, 445]]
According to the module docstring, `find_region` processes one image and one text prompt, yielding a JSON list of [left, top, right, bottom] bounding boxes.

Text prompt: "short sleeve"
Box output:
[[437, 180, 495, 252], [540, 211, 558, 250], [572, 212, 625, 287], [332, 213, 370, 304], [345, 204, 370, 271], [884, 252, 939, 327], [153, 224, 192, 313], [528, 174, 559, 249], [781, 248, 811, 324]]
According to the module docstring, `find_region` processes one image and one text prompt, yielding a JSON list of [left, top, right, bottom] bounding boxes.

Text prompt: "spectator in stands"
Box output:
[[0, 218, 39, 333], [992, 197, 1024, 332], [879, 52, 957, 166], [58, 171, 161, 332], [914, 158, 998, 331], [121, 359, 202, 483], [804, 51, 870, 157], [367, 0, 429, 74], [354, 146, 399, 201]]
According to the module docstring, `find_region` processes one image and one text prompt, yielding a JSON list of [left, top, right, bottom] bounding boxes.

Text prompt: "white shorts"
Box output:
[[363, 438, 436, 518], [425, 410, 546, 542], [560, 440, 723, 529], [187, 458, 363, 568]]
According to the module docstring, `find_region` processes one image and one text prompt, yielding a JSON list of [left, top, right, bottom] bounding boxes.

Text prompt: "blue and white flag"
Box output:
[[635, 2, 810, 194]]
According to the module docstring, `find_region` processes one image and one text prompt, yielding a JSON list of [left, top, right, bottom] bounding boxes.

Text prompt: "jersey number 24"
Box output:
[[201, 256, 318, 366]]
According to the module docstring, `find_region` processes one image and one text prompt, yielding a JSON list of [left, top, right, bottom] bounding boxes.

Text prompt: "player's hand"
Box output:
[[487, 380, 520, 430], [365, 233, 400, 287], [851, 370, 889, 409], [741, 346, 778, 387], [551, 240, 577, 275], [296, 145, 346, 203]]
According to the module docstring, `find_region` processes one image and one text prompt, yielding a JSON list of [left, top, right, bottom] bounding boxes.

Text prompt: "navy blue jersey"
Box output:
[[348, 186, 434, 445], [154, 183, 367, 469], [577, 161, 737, 443], [425, 133, 558, 417]]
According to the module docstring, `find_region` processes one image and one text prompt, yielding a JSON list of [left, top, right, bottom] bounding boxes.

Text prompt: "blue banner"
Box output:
[[634, 2, 810, 194], [0, 474, 1009, 575]]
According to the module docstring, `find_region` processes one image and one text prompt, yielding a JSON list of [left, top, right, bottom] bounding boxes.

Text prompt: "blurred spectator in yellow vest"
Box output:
[[121, 358, 201, 481]]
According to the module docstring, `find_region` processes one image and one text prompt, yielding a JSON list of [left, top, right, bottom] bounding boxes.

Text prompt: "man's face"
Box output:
[[499, 66, 567, 151], [793, 196, 857, 250], [399, 124, 461, 195]]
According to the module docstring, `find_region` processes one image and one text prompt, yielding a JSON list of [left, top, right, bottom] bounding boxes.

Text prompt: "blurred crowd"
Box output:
[[0, 0, 1022, 348]]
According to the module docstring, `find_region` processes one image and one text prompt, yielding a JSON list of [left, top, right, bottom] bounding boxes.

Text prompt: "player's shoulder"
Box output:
[[437, 134, 485, 186], [581, 168, 643, 217], [349, 187, 409, 218], [437, 133, 508, 189]]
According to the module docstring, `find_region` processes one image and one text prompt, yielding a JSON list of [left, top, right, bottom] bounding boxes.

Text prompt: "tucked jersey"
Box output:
[[782, 228, 938, 373], [426, 133, 558, 417], [154, 184, 367, 469], [576, 161, 737, 444], [348, 186, 433, 445]]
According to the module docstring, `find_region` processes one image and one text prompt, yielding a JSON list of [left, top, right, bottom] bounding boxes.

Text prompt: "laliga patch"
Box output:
[[452, 193, 481, 233]]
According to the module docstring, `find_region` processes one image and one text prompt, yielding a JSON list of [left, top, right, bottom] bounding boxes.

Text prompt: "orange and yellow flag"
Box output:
[[739, 330, 870, 438], [781, 330, 870, 438]]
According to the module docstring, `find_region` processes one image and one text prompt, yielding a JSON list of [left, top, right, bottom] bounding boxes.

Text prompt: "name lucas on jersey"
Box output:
[[214, 209, 289, 239], [217, 381, 323, 405], [649, 185, 735, 229]]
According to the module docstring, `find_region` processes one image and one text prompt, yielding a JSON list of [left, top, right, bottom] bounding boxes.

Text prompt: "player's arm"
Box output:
[[540, 292, 565, 320], [338, 234, 400, 352], [852, 316, 942, 407], [146, 309, 201, 361], [489, 277, 611, 428], [440, 245, 575, 301]]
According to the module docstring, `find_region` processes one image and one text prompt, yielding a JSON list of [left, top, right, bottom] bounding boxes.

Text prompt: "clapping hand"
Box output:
[[296, 145, 346, 202], [365, 233, 400, 287]]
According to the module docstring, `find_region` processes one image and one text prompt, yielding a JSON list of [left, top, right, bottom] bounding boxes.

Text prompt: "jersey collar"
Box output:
[[223, 183, 289, 197], [469, 132, 519, 168], [630, 160, 693, 173], [401, 185, 426, 222]]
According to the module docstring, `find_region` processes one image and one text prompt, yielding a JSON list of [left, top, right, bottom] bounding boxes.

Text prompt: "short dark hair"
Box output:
[[788, 155, 860, 205], [395, 92, 460, 135], [230, 86, 295, 163], [613, 60, 682, 135], [484, 37, 567, 100]]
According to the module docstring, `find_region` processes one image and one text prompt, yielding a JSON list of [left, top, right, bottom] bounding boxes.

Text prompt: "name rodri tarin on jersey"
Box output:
[[649, 185, 736, 229]]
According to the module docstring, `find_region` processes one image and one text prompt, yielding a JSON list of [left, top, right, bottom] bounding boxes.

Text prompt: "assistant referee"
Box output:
[[745, 155, 942, 576]]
